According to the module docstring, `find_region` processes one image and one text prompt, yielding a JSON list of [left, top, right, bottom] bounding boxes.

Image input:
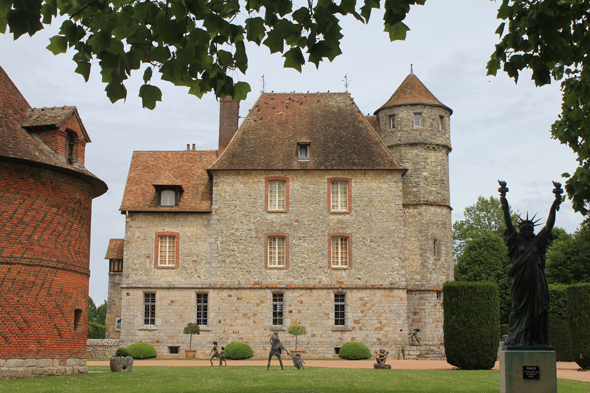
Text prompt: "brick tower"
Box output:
[[374, 72, 453, 349], [0, 66, 107, 378]]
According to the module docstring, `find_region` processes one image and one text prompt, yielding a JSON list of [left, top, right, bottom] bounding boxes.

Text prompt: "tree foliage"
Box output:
[[454, 233, 511, 324], [0, 0, 423, 108], [453, 196, 518, 262], [546, 218, 590, 285], [488, 0, 590, 214]]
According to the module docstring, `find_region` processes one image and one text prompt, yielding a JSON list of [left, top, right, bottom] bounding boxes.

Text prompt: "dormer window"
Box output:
[[160, 189, 176, 206], [298, 143, 310, 161]]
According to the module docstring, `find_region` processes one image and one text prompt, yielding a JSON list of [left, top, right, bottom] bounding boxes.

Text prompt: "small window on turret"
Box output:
[[413, 113, 422, 127], [439, 116, 444, 130], [389, 115, 396, 129]]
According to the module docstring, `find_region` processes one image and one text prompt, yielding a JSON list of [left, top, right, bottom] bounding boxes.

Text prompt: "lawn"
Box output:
[[0, 366, 588, 393]]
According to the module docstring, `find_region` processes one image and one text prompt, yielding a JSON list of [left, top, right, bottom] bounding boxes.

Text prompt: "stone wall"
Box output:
[[120, 287, 408, 358], [106, 272, 122, 339], [0, 358, 87, 379], [87, 339, 120, 358]]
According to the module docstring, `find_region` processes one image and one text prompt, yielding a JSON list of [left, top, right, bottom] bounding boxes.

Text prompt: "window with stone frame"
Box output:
[[155, 232, 179, 268], [115, 317, 122, 331], [334, 293, 346, 326], [433, 239, 439, 257], [196, 293, 208, 326], [272, 293, 284, 326], [329, 234, 351, 268], [439, 115, 444, 130], [328, 178, 351, 213], [413, 113, 422, 127], [160, 189, 176, 206], [389, 115, 396, 129], [144, 293, 156, 325], [265, 233, 289, 268], [266, 177, 289, 212]]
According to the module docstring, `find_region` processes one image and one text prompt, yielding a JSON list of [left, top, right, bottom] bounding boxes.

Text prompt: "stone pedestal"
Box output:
[[499, 350, 556, 393]]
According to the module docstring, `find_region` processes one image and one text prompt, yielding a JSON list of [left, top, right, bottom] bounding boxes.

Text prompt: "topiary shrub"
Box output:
[[338, 342, 371, 360], [115, 347, 131, 357], [444, 281, 499, 370], [567, 283, 590, 369], [549, 284, 574, 361], [87, 322, 105, 339], [224, 342, 253, 359], [128, 342, 157, 359]]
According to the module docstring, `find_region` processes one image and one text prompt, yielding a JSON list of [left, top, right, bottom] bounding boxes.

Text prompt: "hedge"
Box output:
[[443, 281, 499, 370], [87, 322, 105, 339], [338, 342, 371, 360], [128, 342, 157, 359], [224, 342, 253, 359], [548, 284, 574, 361], [566, 283, 590, 369]]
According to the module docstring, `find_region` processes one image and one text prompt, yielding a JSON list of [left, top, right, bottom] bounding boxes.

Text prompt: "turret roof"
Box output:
[[375, 73, 452, 115]]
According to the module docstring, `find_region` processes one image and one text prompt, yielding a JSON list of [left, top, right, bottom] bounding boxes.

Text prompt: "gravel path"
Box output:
[[87, 359, 589, 382]]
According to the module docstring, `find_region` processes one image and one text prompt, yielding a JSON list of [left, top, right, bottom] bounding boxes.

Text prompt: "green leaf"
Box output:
[[139, 84, 162, 109], [263, 29, 284, 53], [105, 81, 127, 103], [88, 31, 112, 53], [74, 61, 91, 82], [143, 66, 153, 83], [233, 81, 251, 101], [384, 21, 409, 41], [486, 57, 500, 76], [46, 35, 68, 54], [245, 17, 265, 45], [283, 47, 304, 72], [150, 46, 171, 63]]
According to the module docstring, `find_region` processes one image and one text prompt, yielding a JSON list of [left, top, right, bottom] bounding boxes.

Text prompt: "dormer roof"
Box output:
[[375, 73, 452, 115], [0, 66, 106, 198], [105, 239, 125, 260], [22, 106, 90, 142], [210, 92, 404, 171], [120, 150, 217, 212]]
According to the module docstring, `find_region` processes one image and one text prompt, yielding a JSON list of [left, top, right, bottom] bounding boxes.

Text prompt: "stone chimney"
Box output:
[[218, 95, 239, 156]]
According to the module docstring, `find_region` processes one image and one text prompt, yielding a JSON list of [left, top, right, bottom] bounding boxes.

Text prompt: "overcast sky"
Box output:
[[1, 0, 585, 303]]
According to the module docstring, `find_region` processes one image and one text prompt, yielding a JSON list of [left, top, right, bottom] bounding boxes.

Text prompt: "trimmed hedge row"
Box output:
[[548, 284, 574, 361], [338, 342, 371, 360], [87, 322, 105, 339], [443, 281, 499, 370], [225, 342, 253, 359], [566, 283, 590, 369], [128, 342, 157, 359]]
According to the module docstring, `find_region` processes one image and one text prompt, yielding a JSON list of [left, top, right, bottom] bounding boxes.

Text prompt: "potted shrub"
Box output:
[[183, 322, 200, 358], [110, 347, 133, 372], [288, 324, 307, 356]]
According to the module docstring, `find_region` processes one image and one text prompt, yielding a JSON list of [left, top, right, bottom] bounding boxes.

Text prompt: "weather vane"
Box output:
[[342, 74, 351, 92], [260, 74, 266, 92]]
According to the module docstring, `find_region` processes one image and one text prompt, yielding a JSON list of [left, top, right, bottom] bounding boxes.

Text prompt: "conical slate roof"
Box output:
[[375, 73, 452, 115]]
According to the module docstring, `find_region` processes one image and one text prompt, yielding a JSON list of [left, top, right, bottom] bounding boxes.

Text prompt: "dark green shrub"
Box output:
[[548, 284, 574, 361], [115, 347, 130, 357], [225, 342, 253, 359], [499, 324, 509, 340], [338, 342, 371, 360], [87, 322, 105, 339], [444, 281, 499, 370], [567, 283, 590, 369], [128, 342, 157, 359]]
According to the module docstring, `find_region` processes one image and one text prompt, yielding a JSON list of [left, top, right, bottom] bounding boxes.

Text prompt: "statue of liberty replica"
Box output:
[[498, 180, 562, 348]]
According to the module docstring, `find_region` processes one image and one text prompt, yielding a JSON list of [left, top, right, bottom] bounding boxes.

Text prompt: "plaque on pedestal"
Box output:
[[499, 350, 557, 393]]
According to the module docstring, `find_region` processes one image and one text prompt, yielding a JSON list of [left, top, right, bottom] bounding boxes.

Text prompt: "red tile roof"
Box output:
[[210, 92, 404, 171], [105, 239, 125, 259], [23, 106, 90, 142], [120, 150, 218, 212], [0, 66, 107, 197], [375, 73, 452, 115]]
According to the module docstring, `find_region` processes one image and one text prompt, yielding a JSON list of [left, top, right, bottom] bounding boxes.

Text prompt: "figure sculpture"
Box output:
[[219, 346, 227, 366], [291, 353, 305, 370], [267, 332, 291, 370], [409, 328, 420, 344], [373, 349, 391, 369], [498, 180, 562, 348], [209, 341, 221, 366]]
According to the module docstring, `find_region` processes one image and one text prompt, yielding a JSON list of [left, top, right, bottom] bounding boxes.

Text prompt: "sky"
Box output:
[[0, 0, 585, 304]]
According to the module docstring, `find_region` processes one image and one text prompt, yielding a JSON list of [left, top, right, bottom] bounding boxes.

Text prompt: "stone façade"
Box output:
[[110, 72, 453, 358]]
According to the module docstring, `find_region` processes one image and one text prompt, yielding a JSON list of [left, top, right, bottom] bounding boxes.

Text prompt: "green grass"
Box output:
[[0, 366, 588, 392]]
